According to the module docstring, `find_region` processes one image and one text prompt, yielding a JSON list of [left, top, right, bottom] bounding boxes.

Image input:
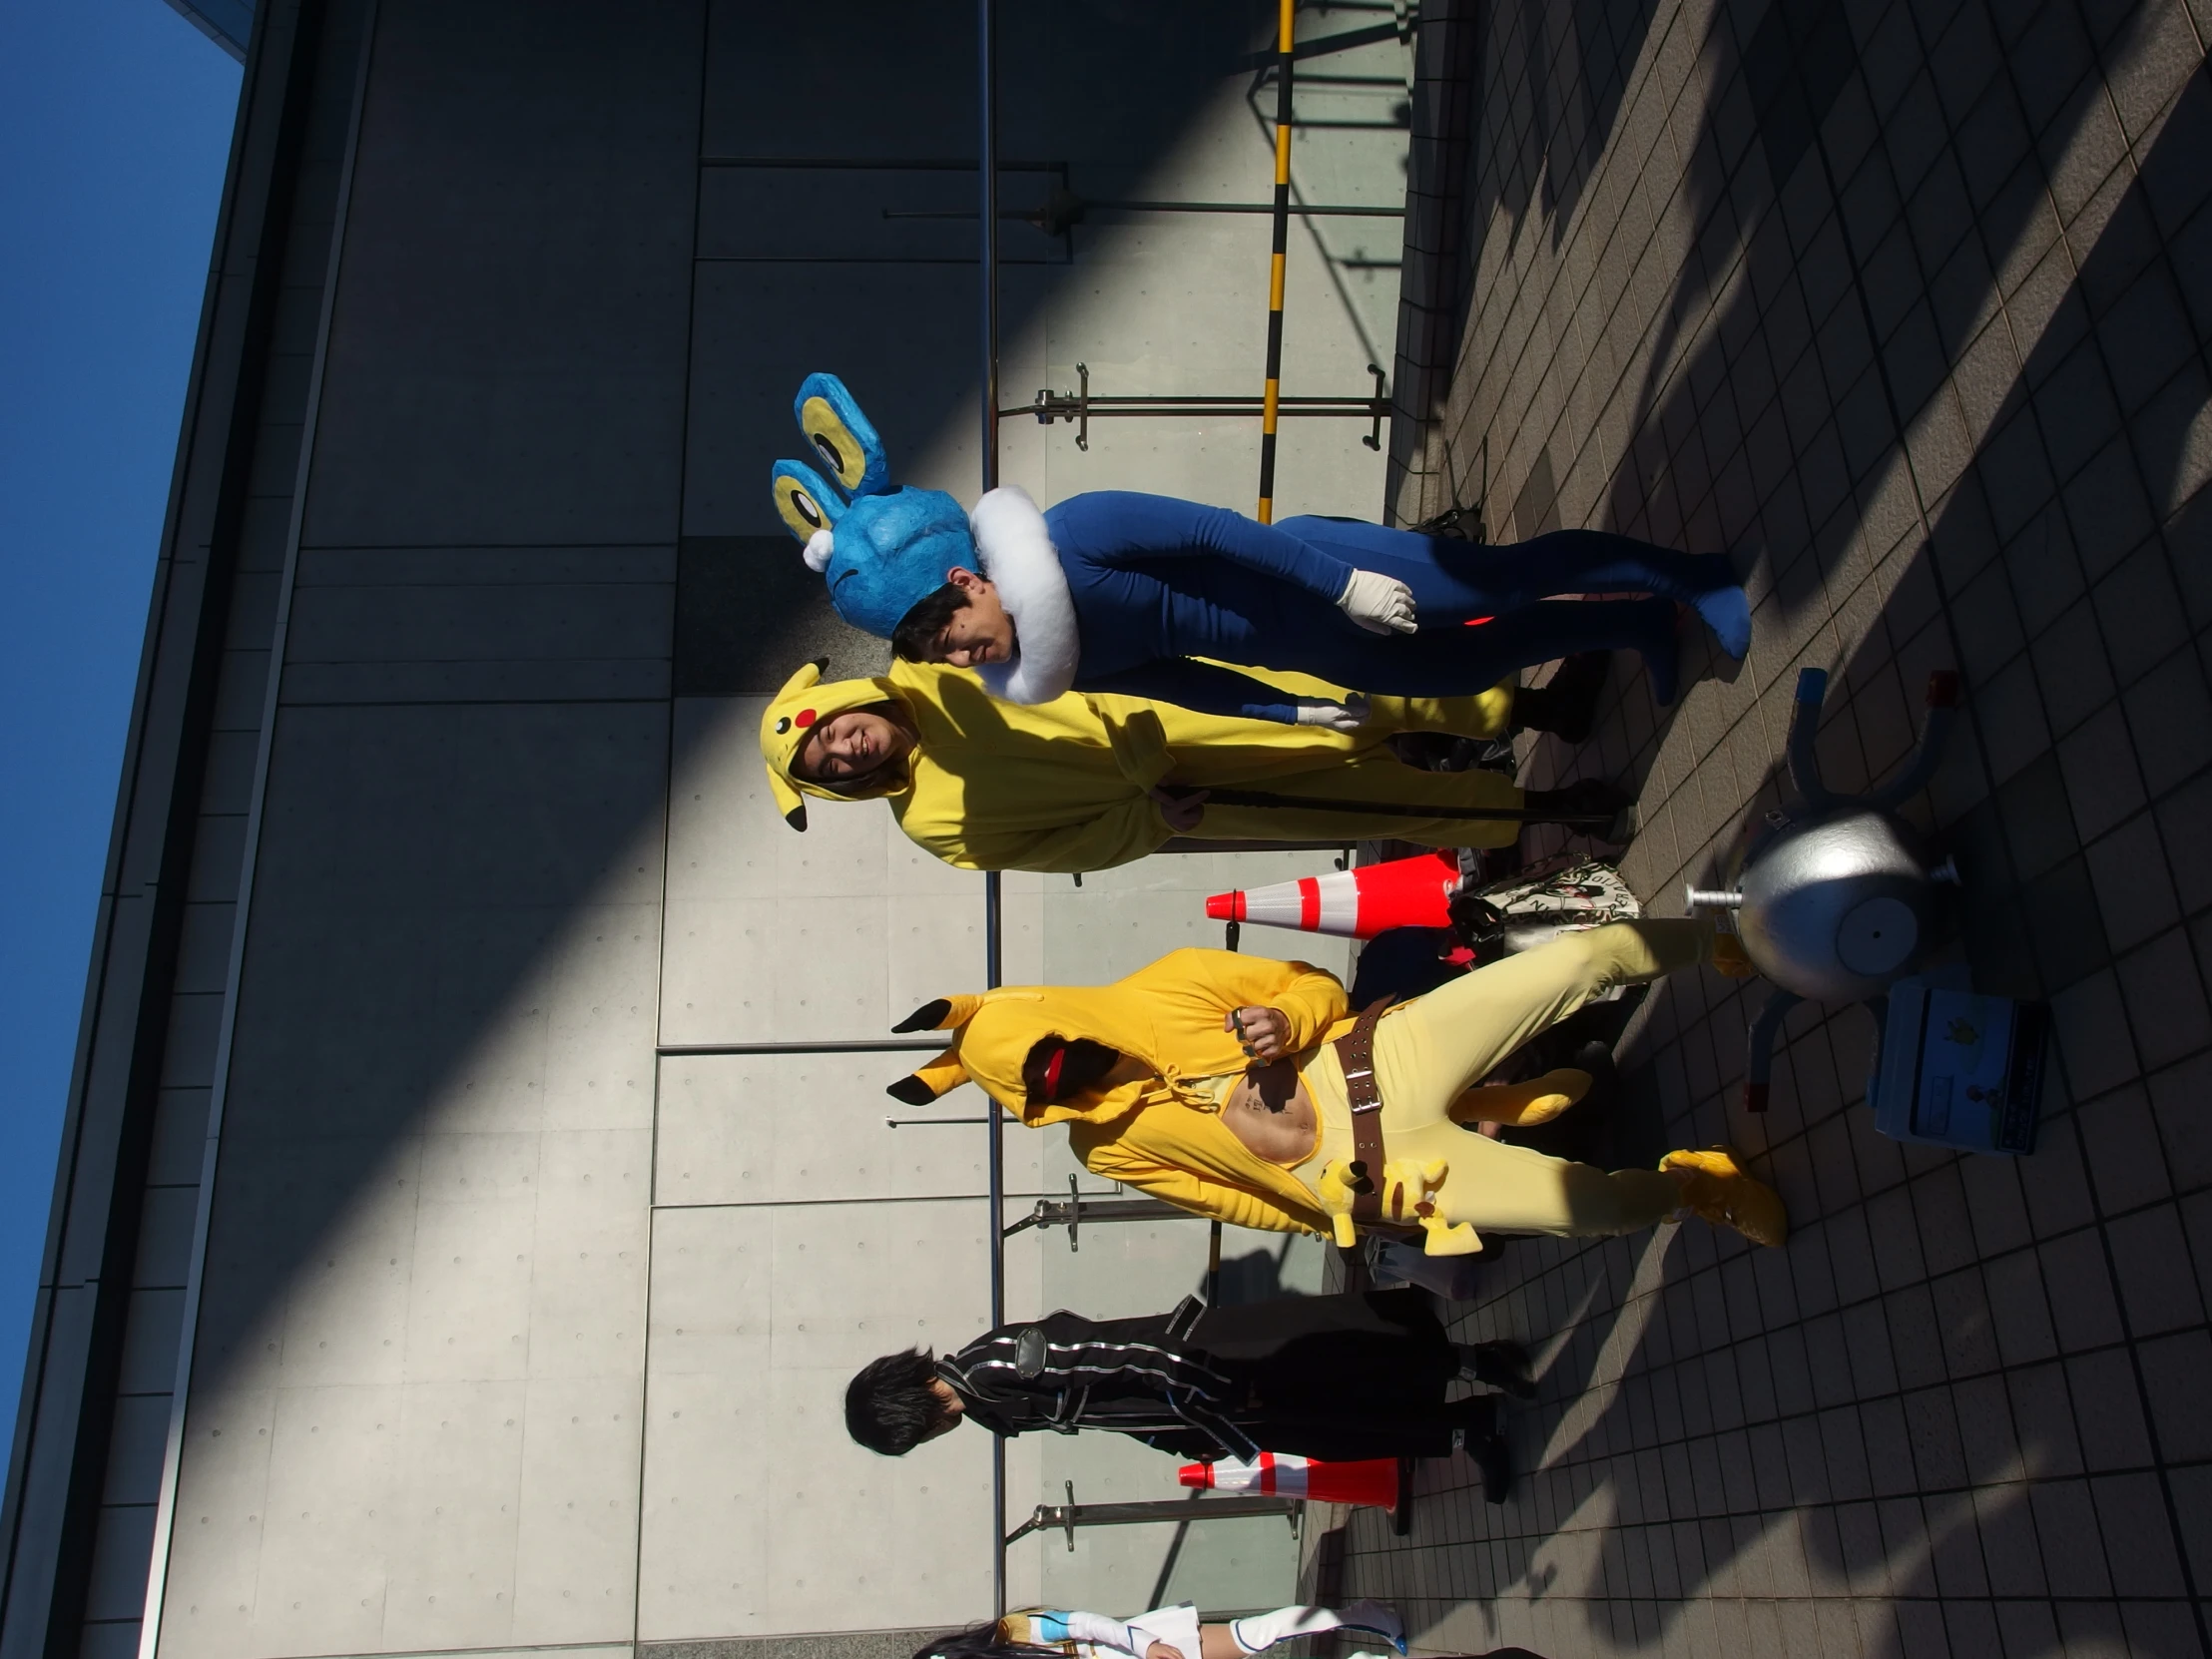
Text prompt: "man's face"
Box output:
[[798, 708, 913, 784], [925, 1378, 965, 1440], [928, 568, 1018, 669]]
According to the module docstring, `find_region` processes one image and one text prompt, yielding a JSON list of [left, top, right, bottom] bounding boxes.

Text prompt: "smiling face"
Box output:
[[796, 706, 915, 785], [928, 568, 1019, 668]]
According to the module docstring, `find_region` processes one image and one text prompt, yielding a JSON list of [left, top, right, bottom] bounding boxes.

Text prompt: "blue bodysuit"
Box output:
[[1034, 492, 1742, 721]]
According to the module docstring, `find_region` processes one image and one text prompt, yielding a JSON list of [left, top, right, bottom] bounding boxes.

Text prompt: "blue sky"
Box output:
[[0, 1, 240, 1433]]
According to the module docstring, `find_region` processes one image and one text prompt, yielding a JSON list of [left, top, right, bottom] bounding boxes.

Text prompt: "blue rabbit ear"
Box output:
[[772, 459, 845, 549], [794, 372, 890, 498]]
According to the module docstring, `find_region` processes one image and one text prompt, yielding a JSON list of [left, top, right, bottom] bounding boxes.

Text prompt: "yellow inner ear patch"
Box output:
[[800, 394, 867, 491], [774, 474, 828, 541]]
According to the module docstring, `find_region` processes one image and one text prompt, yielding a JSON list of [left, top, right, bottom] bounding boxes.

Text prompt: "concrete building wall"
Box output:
[[5, 3, 1419, 1655]]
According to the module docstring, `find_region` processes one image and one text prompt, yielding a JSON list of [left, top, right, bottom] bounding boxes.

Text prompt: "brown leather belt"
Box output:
[[1332, 996, 1394, 1226]]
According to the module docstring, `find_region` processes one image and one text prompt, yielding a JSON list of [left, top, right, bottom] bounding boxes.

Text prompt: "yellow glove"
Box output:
[[1712, 931, 1755, 978]]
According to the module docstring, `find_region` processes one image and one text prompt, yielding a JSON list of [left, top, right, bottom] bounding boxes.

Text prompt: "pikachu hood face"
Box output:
[[881, 982, 1249, 1127], [758, 660, 915, 830]]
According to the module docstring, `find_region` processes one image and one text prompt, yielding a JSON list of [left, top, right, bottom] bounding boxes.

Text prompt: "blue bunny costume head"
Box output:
[[770, 372, 1084, 704], [769, 374, 976, 639]]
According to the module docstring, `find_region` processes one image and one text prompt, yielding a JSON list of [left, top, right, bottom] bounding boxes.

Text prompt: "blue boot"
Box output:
[[1693, 583, 1752, 659]]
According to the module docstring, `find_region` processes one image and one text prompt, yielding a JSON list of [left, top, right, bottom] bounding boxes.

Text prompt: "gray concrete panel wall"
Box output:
[[152, 0, 703, 1653], [0, 1, 381, 1654], [302, 1, 701, 549], [16, 4, 1424, 1654]]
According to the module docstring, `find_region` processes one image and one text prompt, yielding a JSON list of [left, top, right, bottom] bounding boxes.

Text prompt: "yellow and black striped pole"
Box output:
[[1256, 0, 1295, 523]]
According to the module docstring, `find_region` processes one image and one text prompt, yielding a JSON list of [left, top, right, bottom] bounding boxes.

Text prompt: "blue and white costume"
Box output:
[[1015, 488, 1747, 718], [1001, 1601, 1405, 1659], [769, 372, 1750, 723]]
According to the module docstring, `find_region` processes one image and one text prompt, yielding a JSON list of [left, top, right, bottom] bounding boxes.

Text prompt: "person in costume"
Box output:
[[912, 1599, 1406, 1659], [769, 372, 1749, 722], [881, 924, 1788, 1251], [759, 657, 1629, 873], [844, 1290, 1530, 1496]]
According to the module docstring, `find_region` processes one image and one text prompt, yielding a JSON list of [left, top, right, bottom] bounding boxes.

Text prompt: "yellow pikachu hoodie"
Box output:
[[760, 658, 1520, 873], [883, 948, 1356, 1236]]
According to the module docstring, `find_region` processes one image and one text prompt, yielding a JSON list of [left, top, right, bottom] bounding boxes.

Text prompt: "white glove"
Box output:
[[1337, 568, 1416, 634], [1292, 694, 1370, 731]]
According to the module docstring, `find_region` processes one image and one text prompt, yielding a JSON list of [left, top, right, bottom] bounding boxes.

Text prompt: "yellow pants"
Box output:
[[1176, 756, 1528, 851], [1293, 920, 1711, 1237], [1170, 682, 1529, 851]]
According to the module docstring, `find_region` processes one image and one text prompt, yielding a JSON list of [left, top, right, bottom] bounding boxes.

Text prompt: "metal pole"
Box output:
[[1255, 0, 1296, 522], [977, 0, 1007, 1620], [1006, 1493, 1306, 1547]]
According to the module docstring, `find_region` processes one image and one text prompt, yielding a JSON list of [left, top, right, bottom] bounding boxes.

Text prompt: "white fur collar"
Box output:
[[970, 485, 1079, 704]]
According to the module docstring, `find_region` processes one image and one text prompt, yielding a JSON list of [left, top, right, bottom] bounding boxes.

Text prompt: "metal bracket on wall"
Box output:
[[1003, 362, 1389, 452], [1007, 1480, 1304, 1549], [1001, 1175, 1194, 1248]]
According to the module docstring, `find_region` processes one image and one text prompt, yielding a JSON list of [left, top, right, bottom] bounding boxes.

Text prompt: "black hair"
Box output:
[[913, 1623, 1067, 1659], [891, 581, 972, 662], [844, 1347, 955, 1455], [1020, 1034, 1124, 1106]]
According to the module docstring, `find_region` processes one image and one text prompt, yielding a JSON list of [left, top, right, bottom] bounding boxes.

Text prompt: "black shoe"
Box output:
[[1571, 1039, 1620, 1118], [1471, 1427, 1513, 1504], [1462, 1339, 1537, 1399], [1514, 653, 1611, 745], [1522, 778, 1636, 841]]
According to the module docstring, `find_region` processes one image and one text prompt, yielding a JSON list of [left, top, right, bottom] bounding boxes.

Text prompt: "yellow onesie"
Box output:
[[759, 658, 1526, 871], [890, 921, 1718, 1243]]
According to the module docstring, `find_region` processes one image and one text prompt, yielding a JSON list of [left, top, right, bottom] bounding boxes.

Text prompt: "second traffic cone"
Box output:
[[1204, 850, 1460, 939], [1178, 1451, 1399, 1508]]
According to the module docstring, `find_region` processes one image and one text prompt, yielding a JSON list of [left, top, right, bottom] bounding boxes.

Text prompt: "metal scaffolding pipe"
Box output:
[[976, 0, 1008, 1620], [1256, 0, 1296, 521]]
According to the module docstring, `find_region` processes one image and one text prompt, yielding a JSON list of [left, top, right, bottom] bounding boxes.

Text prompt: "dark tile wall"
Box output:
[[1352, 0, 2211, 1650]]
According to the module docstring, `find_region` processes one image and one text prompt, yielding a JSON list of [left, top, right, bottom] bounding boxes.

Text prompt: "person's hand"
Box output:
[[1148, 786, 1209, 833], [1712, 931, 1755, 978], [1145, 1644, 1185, 1659], [1293, 693, 1370, 731], [1225, 1005, 1293, 1062], [1337, 568, 1416, 634]]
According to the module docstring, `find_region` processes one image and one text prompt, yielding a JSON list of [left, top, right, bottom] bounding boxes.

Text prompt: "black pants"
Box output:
[[1194, 1291, 1486, 1460]]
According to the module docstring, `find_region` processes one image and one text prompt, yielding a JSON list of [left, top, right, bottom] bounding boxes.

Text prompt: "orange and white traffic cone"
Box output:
[[1204, 850, 1460, 939], [1178, 1451, 1400, 1509]]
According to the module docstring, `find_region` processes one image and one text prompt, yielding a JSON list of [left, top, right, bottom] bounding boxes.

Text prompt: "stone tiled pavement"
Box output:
[[1331, 0, 2212, 1651]]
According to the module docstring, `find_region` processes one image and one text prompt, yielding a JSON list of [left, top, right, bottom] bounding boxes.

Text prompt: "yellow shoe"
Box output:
[[1660, 1146, 1788, 1247]]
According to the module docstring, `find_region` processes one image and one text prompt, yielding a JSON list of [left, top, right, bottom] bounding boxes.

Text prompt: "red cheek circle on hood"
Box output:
[[795, 709, 818, 728]]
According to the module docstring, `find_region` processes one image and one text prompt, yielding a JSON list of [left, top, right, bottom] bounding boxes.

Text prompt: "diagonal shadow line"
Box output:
[[1503, 63, 2212, 1646]]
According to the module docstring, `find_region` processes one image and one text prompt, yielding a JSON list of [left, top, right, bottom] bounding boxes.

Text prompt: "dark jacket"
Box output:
[[938, 1290, 1475, 1462]]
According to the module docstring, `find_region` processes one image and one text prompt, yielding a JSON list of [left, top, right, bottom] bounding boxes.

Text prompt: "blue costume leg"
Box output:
[[1275, 597, 1683, 705], [1277, 519, 1749, 659]]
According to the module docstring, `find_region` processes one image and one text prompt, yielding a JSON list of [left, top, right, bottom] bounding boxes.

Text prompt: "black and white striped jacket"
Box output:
[[936, 1298, 1260, 1461]]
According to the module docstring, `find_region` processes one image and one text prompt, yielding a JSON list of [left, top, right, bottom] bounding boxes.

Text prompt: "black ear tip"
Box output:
[[785, 805, 808, 830], [891, 997, 952, 1034], [885, 1075, 936, 1106], [811, 656, 830, 672]]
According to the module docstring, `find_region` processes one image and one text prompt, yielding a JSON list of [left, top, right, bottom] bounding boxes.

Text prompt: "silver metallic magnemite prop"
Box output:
[[1688, 667, 1964, 1114]]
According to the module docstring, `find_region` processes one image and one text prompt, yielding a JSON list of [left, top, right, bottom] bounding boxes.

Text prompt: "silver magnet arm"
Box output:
[[1743, 985, 1803, 1114], [1862, 671, 1962, 813], [1785, 668, 1842, 813]]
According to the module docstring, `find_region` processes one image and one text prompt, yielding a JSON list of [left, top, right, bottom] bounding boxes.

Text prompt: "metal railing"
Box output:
[[972, 0, 1404, 1611]]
